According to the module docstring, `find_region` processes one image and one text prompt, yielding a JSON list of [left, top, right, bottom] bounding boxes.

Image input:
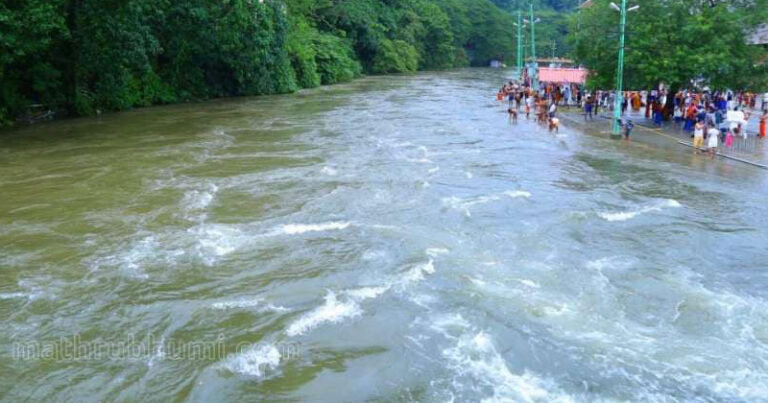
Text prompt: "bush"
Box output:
[[313, 33, 362, 85], [372, 39, 419, 74]]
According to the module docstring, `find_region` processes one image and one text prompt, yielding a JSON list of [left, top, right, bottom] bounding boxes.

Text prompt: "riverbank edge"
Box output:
[[558, 110, 768, 170], [0, 69, 451, 133]]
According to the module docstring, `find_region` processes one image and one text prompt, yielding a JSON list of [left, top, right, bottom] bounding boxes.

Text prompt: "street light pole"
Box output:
[[517, 10, 524, 80], [612, 0, 627, 136], [550, 40, 557, 60], [610, 1, 638, 137], [529, 3, 538, 91]]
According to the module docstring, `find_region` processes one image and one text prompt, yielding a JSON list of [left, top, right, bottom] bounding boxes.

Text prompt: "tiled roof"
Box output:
[[749, 24, 768, 45], [539, 68, 589, 84]]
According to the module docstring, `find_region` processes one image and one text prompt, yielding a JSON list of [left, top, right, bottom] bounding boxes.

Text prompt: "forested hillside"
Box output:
[[490, 0, 580, 62], [0, 0, 523, 126]]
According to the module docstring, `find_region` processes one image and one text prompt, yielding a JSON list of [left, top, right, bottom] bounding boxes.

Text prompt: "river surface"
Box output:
[[1, 69, 768, 402]]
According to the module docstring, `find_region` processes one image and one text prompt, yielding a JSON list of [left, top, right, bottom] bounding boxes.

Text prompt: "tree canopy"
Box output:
[[571, 0, 768, 91], [0, 0, 518, 126]]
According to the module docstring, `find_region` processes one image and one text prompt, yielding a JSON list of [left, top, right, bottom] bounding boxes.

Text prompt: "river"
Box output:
[[1, 69, 767, 402]]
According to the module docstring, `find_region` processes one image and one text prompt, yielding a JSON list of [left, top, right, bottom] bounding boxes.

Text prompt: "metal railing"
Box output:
[[717, 134, 760, 155]]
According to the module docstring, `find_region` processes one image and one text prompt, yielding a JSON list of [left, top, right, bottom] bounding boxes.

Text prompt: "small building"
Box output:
[[749, 24, 768, 47], [538, 67, 589, 85], [490, 60, 505, 69]]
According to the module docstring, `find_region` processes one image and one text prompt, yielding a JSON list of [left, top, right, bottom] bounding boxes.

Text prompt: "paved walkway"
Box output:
[[558, 107, 768, 170]]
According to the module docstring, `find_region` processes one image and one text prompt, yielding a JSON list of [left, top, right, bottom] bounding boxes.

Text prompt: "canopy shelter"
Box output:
[[538, 67, 588, 85]]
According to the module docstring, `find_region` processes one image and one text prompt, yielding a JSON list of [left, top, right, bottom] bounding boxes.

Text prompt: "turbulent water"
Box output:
[[1, 69, 768, 402]]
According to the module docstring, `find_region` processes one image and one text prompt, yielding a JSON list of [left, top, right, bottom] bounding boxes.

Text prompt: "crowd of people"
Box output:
[[499, 81, 768, 152], [497, 80, 571, 132]]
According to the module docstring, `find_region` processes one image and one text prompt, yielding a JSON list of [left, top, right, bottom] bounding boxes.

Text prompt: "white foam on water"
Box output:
[[401, 259, 436, 284], [430, 313, 472, 336], [320, 166, 338, 176], [193, 224, 246, 261], [211, 298, 289, 312], [598, 199, 682, 222], [519, 279, 540, 288], [148, 336, 166, 368], [182, 183, 219, 212], [442, 196, 474, 218], [442, 330, 574, 403], [408, 157, 434, 164], [428, 167, 440, 174], [598, 211, 640, 222], [469, 277, 487, 287], [346, 286, 390, 301], [504, 190, 532, 199], [410, 292, 438, 309], [542, 304, 573, 317], [443, 190, 531, 217], [212, 299, 262, 310], [285, 291, 362, 337], [426, 248, 449, 257], [8, 203, 52, 214], [466, 171, 474, 179], [275, 221, 351, 236], [0, 292, 30, 299], [361, 249, 389, 261], [89, 235, 167, 278], [223, 344, 281, 377]]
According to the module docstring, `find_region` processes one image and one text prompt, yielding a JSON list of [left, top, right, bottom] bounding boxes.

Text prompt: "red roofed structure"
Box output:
[[538, 67, 589, 84]]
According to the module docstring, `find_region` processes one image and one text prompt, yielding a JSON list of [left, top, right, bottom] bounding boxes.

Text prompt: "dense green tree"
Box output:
[[0, 0, 69, 124], [372, 39, 419, 73], [0, 0, 534, 126], [572, 0, 768, 92], [491, 0, 581, 58]]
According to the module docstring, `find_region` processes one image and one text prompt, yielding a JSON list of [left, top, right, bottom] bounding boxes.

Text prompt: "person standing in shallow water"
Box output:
[[584, 96, 594, 121], [622, 118, 634, 140], [707, 123, 719, 157], [693, 121, 705, 154]]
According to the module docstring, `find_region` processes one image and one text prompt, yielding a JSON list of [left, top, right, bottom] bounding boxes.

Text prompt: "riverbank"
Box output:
[[558, 108, 768, 170]]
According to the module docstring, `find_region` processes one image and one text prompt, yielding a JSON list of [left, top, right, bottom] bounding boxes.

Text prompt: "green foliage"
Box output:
[[491, 0, 580, 58], [287, 15, 322, 88], [312, 32, 362, 85], [0, 0, 525, 126], [372, 39, 419, 73], [438, 0, 516, 67], [572, 0, 768, 91], [0, 0, 69, 122]]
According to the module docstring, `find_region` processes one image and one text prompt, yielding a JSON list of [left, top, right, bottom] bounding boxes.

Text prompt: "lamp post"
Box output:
[[550, 40, 557, 60], [526, 4, 541, 91], [513, 11, 524, 80], [610, 0, 639, 137], [517, 11, 524, 80]]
